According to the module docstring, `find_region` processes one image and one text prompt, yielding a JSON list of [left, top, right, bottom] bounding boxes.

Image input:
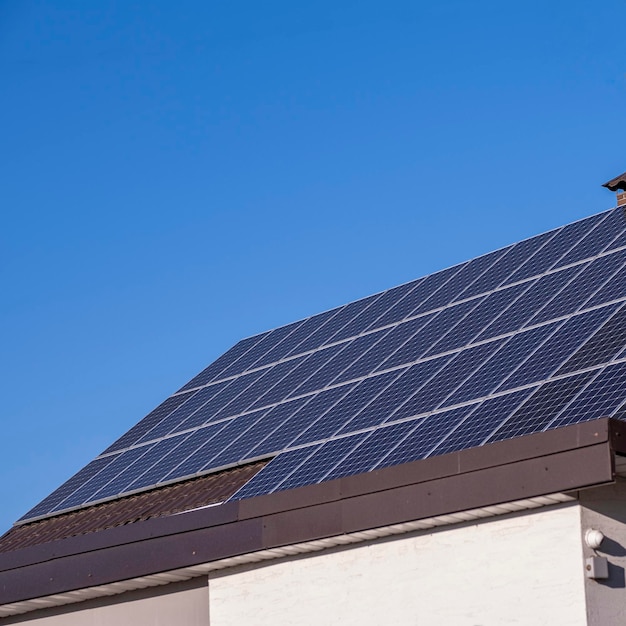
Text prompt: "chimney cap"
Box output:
[[602, 171, 626, 192]]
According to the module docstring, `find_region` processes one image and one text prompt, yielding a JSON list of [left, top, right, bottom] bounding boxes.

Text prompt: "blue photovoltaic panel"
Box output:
[[413, 248, 507, 314], [424, 283, 528, 356], [443, 323, 558, 407], [338, 358, 451, 434], [497, 303, 619, 392], [375, 405, 476, 469], [290, 370, 401, 446], [556, 303, 626, 375], [554, 209, 626, 269], [587, 262, 626, 308], [104, 392, 195, 454], [389, 341, 504, 421], [334, 313, 436, 384], [456, 230, 556, 301], [276, 434, 367, 492], [504, 212, 606, 285], [20, 207, 626, 523], [324, 420, 420, 481], [488, 372, 596, 442], [379, 298, 482, 370], [177, 332, 271, 393], [431, 389, 534, 456], [251, 385, 356, 456], [549, 362, 626, 429], [529, 250, 626, 326], [369, 264, 463, 329], [476, 269, 578, 341], [231, 446, 321, 501]]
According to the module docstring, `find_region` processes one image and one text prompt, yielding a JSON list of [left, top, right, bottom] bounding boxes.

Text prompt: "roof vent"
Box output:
[[603, 172, 626, 207]]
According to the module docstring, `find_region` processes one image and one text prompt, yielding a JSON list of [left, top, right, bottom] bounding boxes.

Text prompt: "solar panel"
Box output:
[[18, 207, 626, 523]]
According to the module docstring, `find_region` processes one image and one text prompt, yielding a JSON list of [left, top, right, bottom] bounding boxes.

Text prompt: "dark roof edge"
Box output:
[[603, 172, 626, 192], [0, 418, 623, 606]]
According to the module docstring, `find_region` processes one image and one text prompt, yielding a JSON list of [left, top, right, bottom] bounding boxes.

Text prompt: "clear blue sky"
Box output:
[[1, 0, 624, 534]]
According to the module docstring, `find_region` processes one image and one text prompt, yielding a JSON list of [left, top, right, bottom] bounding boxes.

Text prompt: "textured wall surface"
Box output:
[[581, 479, 626, 626], [13, 584, 209, 626], [209, 504, 587, 626]]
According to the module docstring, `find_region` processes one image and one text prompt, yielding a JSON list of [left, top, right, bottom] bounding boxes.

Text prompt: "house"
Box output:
[[1, 181, 626, 625]]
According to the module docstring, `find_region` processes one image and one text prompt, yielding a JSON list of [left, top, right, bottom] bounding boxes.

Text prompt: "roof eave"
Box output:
[[0, 418, 625, 609]]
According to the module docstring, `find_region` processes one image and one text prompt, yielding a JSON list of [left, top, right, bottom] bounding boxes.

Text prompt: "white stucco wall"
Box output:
[[580, 479, 626, 626], [19, 584, 209, 626], [209, 504, 587, 626]]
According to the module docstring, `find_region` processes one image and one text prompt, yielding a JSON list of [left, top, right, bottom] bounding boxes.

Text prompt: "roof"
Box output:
[[2, 204, 626, 616], [603, 172, 626, 192], [0, 462, 265, 553], [14, 206, 626, 528]]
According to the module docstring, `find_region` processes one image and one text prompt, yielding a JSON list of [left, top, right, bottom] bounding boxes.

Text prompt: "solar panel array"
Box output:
[[20, 207, 626, 523]]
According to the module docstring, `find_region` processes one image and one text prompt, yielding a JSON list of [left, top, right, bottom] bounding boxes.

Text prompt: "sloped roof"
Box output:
[[0, 462, 265, 553], [15, 207, 626, 528]]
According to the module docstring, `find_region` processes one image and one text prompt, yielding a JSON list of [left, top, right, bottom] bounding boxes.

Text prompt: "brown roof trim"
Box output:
[[603, 172, 626, 192], [0, 418, 623, 607]]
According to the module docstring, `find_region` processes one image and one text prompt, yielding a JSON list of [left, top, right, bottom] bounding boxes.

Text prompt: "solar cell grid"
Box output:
[[334, 313, 436, 383], [585, 263, 626, 308], [498, 303, 619, 392], [609, 228, 626, 251], [413, 248, 506, 314], [529, 249, 626, 326], [126, 423, 228, 490], [432, 389, 533, 456], [56, 446, 151, 512], [504, 212, 605, 285], [549, 362, 626, 429], [104, 392, 194, 454], [207, 401, 305, 468], [250, 308, 338, 367], [277, 434, 366, 491], [23, 456, 116, 520], [290, 331, 385, 396], [475, 269, 575, 341], [93, 436, 185, 501], [290, 370, 401, 446], [216, 321, 306, 380], [172, 369, 265, 432], [170, 411, 267, 480], [211, 358, 304, 421], [286, 296, 379, 356], [556, 303, 626, 375], [19, 207, 626, 523], [250, 384, 356, 457], [390, 341, 503, 421], [230, 445, 321, 500], [369, 264, 463, 330], [424, 283, 527, 356], [330, 281, 417, 342], [376, 405, 476, 468], [456, 230, 556, 301], [488, 371, 596, 442], [380, 298, 482, 370], [554, 209, 623, 269], [443, 323, 558, 407], [339, 357, 451, 433], [136, 382, 230, 444], [177, 332, 270, 392], [323, 420, 418, 481], [249, 344, 343, 408]]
